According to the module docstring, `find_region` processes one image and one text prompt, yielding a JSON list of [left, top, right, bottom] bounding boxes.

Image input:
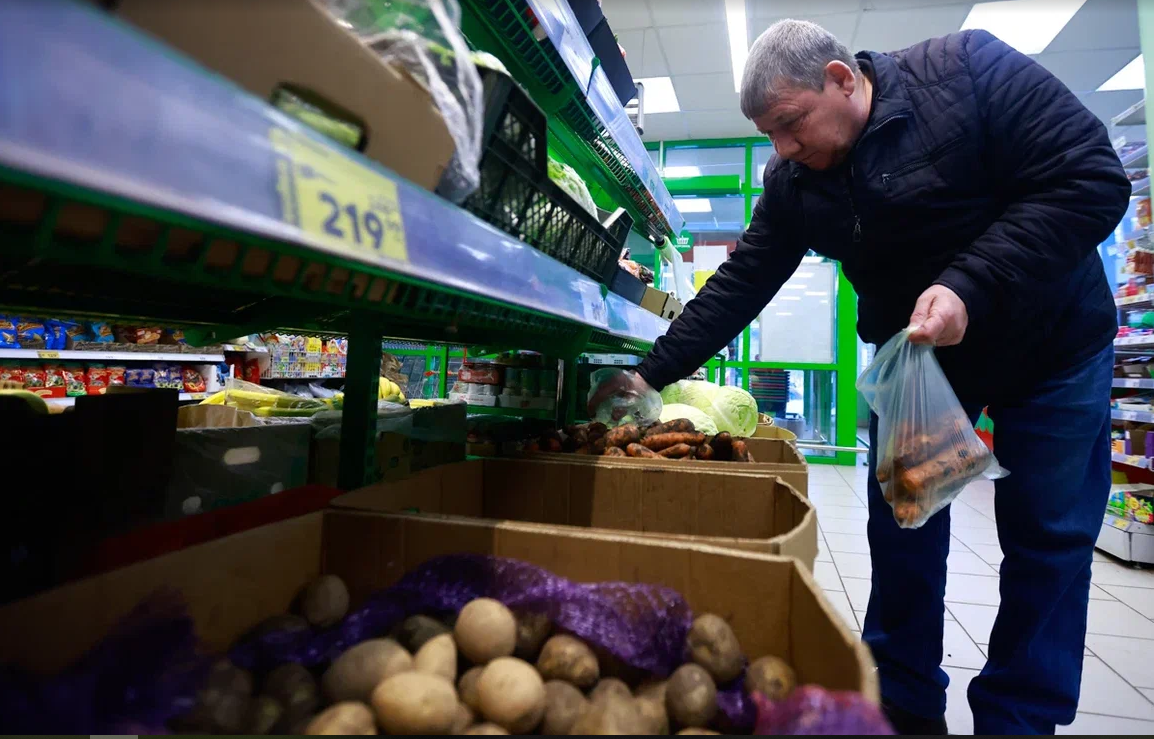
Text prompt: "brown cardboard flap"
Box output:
[[176, 404, 259, 429]]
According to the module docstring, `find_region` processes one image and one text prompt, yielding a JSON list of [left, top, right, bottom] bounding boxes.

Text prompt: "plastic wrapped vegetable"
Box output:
[[548, 158, 599, 218], [322, 0, 483, 203], [857, 328, 1007, 529], [587, 368, 663, 428], [753, 686, 893, 735]]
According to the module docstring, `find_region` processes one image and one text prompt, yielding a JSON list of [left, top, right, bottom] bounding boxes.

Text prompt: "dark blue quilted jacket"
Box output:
[[639, 30, 1129, 404]]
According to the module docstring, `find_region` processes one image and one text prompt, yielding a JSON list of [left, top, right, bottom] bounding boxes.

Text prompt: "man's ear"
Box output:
[[825, 60, 857, 96]]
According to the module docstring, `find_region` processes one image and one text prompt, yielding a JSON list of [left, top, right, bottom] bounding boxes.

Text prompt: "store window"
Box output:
[[665, 146, 746, 184], [647, 147, 661, 169], [753, 145, 774, 186], [750, 368, 836, 455], [674, 196, 746, 232], [758, 261, 836, 364]]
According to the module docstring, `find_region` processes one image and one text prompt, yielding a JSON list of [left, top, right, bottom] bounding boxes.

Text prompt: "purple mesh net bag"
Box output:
[[231, 553, 693, 679], [753, 686, 894, 735], [0, 590, 210, 734]]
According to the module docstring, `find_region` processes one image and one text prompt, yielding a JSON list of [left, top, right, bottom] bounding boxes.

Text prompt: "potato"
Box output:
[[536, 635, 599, 689], [540, 680, 588, 735], [745, 655, 797, 702], [305, 701, 376, 735], [244, 695, 284, 735], [635, 681, 669, 735], [452, 702, 476, 734], [371, 671, 459, 735], [322, 638, 412, 703], [477, 656, 547, 733], [687, 614, 744, 684], [262, 662, 320, 730], [464, 724, 509, 735], [458, 666, 485, 713], [665, 664, 717, 729], [588, 678, 632, 703], [395, 614, 451, 653], [514, 611, 553, 661], [172, 658, 253, 733], [300, 574, 350, 628], [455, 598, 517, 665], [568, 694, 648, 735], [416, 633, 458, 683]]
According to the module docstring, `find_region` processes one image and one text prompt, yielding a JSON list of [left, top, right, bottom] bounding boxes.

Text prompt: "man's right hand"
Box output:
[[586, 369, 656, 420]]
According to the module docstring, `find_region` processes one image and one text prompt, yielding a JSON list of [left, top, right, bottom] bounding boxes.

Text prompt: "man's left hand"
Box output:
[[907, 285, 968, 346]]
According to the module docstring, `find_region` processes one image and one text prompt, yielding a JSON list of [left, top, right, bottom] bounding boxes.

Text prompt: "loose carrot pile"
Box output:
[[524, 419, 755, 462]]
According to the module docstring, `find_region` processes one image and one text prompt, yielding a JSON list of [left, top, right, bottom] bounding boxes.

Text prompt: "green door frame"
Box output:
[[648, 137, 859, 465]]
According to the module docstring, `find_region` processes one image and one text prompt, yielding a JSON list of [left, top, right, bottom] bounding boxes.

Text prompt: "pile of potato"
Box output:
[[526, 420, 754, 463], [172, 574, 798, 735]]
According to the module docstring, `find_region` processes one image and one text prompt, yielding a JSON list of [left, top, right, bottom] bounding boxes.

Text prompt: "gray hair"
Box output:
[[739, 19, 856, 119]]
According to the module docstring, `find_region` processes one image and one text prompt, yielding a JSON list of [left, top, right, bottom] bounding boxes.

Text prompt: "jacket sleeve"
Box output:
[[934, 29, 1130, 326], [636, 189, 806, 391]]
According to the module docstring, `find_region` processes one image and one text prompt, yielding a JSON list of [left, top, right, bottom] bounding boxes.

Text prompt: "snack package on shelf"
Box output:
[[858, 328, 1007, 529], [0, 316, 17, 348]]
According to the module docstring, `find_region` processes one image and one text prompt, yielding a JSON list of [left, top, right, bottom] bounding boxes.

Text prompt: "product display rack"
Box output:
[[0, 1, 669, 489]]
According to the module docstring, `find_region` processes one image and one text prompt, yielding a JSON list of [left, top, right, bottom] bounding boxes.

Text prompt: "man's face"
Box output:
[[751, 65, 860, 172]]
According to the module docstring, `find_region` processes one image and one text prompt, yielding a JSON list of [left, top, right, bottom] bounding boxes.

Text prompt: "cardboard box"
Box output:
[[117, 0, 455, 191], [411, 402, 467, 472], [640, 285, 670, 316], [332, 458, 816, 569], [311, 432, 412, 486], [753, 422, 798, 441], [521, 438, 810, 497], [0, 510, 877, 704]]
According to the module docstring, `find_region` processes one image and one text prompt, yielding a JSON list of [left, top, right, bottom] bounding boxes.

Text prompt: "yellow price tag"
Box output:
[[270, 127, 408, 262], [37, 350, 59, 359]]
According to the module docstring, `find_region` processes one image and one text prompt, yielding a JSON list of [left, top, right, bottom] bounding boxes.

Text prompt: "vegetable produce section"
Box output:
[[526, 419, 755, 462]]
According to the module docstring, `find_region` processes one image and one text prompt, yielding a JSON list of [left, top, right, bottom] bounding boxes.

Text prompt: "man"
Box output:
[[595, 19, 1128, 735]]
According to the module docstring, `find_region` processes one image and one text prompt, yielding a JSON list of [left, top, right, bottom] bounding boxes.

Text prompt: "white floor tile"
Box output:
[[812, 561, 844, 590], [824, 532, 872, 554], [945, 573, 1002, 606], [1089, 584, 1116, 602], [1143, 688, 1154, 703], [1087, 600, 1154, 639], [1084, 634, 1154, 689], [1057, 713, 1154, 735], [822, 588, 859, 631], [943, 666, 978, 736], [968, 543, 1003, 566], [1092, 561, 1154, 590], [843, 577, 872, 611], [832, 550, 872, 580], [943, 620, 987, 670], [948, 550, 998, 576], [815, 535, 832, 563], [819, 505, 871, 521], [812, 494, 865, 510], [809, 484, 855, 500], [1074, 656, 1154, 720], [1100, 585, 1154, 619], [810, 467, 848, 484], [819, 516, 869, 535], [950, 505, 997, 531], [948, 602, 998, 645], [949, 535, 971, 552], [952, 526, 1001, 548]]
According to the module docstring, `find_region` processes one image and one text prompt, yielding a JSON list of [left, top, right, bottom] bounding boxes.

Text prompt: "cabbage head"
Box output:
[[710, 385, 759, 436], [678, 380, 720, 414], [658, 403, 718, 436]]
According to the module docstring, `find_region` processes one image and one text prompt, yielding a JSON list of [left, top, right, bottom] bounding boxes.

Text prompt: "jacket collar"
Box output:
[[857, 50, 914, 134]]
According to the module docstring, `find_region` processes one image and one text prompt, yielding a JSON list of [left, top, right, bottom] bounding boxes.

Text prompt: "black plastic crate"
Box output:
[[457, 68, 633, 284]]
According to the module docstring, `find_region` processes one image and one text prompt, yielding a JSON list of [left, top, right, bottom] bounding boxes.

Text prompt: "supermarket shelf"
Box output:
[[1097, 512, 1154, 564], [263, 375, 344, 381], [1133, 177, 1151, 197], [0, 1, 666, 356], [461, 0, 683, 241], [1113, 99, 1146, 128], [1113, 451, 1153, 469], [1115, 294, 1154, 308], [465, 404, 555, 420], [0, 348, 223, 363], [45, 391, 207, 407], [1121, 145, 1149, 169], [222, 344, 268, 354], [1112, 408, 1154, 423], [1114, 377, 1154, 389]]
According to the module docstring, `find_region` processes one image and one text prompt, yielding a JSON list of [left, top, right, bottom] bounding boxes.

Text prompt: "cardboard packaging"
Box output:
[[411, 401, 467, 472], [639, 286, 685, 321], [116, 0, 456, 191], [311, 432, 412, 486], [332, 458, 817, 569], [0, 509, 877, 704]]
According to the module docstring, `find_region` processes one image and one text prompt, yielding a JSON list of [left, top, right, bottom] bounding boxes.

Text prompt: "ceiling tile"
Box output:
[[1078, 89, 1146, 135], [1032, 48, 1141, 95], [750, 0, 862, 25], [1046, 0, 1139, 53], [657, 24, 733, 75], [853, 3, 972, 52], [673, 73, 741, 111], [600, 0, 655, 31], [648, 0, 727, 28], [683, 111, 760, 139], [640, 112, 690, 142], [749, 12, 861, 49], [617, 28, 669, 77]]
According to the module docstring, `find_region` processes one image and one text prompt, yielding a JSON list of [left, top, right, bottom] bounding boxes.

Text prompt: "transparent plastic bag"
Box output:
[[222, 377, 329, 417], [587, 368, 663, 427], [323, 0, 483, 202], [857, 328, 1007, 529]]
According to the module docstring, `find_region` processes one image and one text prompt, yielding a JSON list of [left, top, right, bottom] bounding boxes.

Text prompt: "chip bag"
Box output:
[[857, 328, 1007, 528]]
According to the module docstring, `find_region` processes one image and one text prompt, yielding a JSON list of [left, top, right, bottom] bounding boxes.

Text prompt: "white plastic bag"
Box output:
[[323, 0, 483, 202], [857, 328, 1007, 529]]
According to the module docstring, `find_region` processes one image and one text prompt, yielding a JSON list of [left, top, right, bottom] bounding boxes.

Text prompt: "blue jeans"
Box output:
[[864, 344, 1113, 734]]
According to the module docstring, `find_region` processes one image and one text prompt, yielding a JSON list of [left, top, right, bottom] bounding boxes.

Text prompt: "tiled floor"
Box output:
[[810, 462, 1154, 734]]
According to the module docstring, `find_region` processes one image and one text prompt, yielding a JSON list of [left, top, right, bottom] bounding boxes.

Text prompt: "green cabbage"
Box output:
[[658, 403, 718, 436], [548, 158, 598, 218], [710, 385, 759, 436]]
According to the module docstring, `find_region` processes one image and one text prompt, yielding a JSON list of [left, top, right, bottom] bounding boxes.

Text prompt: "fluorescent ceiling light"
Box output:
[[783, 284, 808, 290], [1100, 55, 1145, 91], [674, 198, 712, 214], [774, 312, 793, 316], [664, 165, 702, 178], [635, 76, 680, 114], [960, 0, 1086, 55], [724, 0, 749, 93], [780, 296, 802, 301], [804, 291, 828, 296]]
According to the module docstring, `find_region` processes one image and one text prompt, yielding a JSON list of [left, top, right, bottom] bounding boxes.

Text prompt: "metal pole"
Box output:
[[338, 313, 383, 490]]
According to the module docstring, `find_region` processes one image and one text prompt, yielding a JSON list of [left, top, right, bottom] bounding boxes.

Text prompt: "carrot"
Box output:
[[626, 443, 658, 458], [603, 446, 627, 457], [573, 444, 592, 455], [710, 432, 733, 461], [605, 424, 642, 448], [640, 432, 706, 451], [695, 443, 714, 460], [658, 443, 694, 458], [731, 439, 750, 462], [643, 418, 696, 437], [591, 435, 608, 454]]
